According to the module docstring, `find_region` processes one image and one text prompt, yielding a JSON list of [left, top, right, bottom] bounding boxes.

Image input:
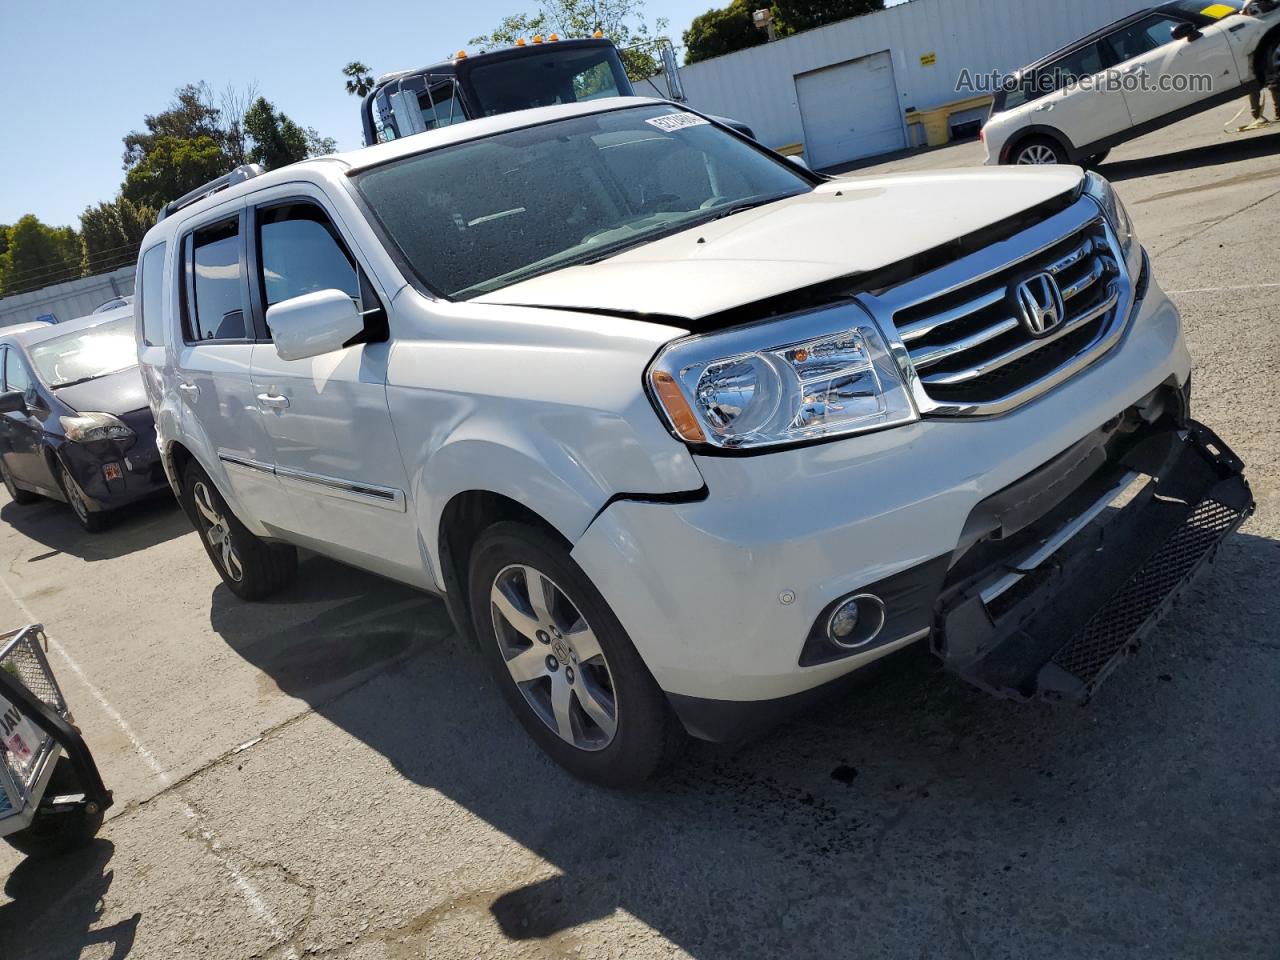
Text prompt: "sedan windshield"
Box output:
[[355, 105, 812, 298], [30, 315, 137, 388]]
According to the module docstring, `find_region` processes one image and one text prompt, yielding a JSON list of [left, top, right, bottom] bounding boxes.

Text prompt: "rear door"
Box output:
[[175, 207, 285, 528], [1026, 42, 1133, 151], [244, 191, 421, 585], [1104, 12, 1239, 126]]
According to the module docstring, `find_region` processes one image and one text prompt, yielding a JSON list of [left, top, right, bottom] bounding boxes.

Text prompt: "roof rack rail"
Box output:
[[156, 163, 266, 223]]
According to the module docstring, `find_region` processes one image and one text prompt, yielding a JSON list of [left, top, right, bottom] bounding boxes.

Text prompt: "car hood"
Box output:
[[52, 366, 148, 415], [475, 167, 1085, 321]]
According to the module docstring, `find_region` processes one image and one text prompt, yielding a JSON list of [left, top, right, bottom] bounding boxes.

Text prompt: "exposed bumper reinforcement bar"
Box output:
[[933, 419, 1253, 702]]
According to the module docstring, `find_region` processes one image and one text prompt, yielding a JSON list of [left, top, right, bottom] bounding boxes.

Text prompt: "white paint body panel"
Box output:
[[136, 100, 1192, 710]]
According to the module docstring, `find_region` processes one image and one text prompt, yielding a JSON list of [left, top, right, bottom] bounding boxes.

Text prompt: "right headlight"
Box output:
[[1083, 172, 1142, 281], [647, 303, 918, 451]]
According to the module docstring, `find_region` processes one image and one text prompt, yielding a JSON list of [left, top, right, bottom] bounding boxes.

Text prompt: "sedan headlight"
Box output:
[[1083, 172, 1142, 280], [60, 412, 134, 443], [647, 304, 918, 450]]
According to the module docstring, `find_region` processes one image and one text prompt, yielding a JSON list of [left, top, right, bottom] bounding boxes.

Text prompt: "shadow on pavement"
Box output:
[[0, 839, 139, 959], [206, 532, 1278, 957], [1100, 129, 1280, 182], [0, 494, 188, 563]]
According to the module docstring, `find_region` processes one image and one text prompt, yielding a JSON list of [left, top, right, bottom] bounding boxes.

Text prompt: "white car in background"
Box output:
[[136, 99, 1251, 785], [984, 0, 1280, 165]]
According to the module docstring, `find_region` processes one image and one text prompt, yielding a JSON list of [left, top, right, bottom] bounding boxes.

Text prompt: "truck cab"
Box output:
[[360, 36, 755, 145]]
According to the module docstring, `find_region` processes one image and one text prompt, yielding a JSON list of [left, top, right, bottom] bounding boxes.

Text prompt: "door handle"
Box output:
[[178, 383, 199, 401], [257, 393, 290, 410]]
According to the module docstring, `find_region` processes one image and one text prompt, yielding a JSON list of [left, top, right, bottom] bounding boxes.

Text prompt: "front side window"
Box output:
[[186, 218, 246, 341], [139, 242, 168, 346], [257, 204, 360, 307], [1105, 15, 1187, 62], [5, 349, 32, 400], [1053, 43, 1106, 88], [356, 105, 811, 299], [30, 316, 137, 388]]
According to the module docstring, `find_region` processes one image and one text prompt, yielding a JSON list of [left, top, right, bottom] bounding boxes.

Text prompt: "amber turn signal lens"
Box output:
[[651, 371, 706, 443]]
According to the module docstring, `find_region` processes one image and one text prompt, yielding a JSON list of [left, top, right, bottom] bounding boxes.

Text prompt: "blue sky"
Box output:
[[0, 0, 736, 228]]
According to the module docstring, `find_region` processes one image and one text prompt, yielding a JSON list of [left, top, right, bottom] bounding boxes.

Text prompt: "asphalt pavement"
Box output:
[[1, 101, 1277, 960]]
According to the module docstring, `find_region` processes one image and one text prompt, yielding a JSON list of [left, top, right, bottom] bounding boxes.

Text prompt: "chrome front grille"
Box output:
[[860, 196, 1133, 417]]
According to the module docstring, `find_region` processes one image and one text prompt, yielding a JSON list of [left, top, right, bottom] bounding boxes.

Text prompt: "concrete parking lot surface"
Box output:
[[1, 102, 1277, 959]]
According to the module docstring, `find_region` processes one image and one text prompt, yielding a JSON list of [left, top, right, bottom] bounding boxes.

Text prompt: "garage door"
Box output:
[[795, 51, 905, 170]]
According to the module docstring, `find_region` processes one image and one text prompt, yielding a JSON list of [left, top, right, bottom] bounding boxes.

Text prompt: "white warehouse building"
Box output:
[[673, 0, 1156, 168]]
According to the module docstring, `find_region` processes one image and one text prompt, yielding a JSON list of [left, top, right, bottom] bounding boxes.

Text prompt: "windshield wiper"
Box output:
[[50, 368, 131, 390]]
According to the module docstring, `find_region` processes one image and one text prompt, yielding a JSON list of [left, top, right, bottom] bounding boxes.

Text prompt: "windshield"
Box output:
[[30, 315, 137, 388], [355, 105, 812, 299], [466, 46, 632, 116]]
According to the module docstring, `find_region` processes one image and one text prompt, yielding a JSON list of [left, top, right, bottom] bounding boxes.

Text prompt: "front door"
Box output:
[[245, 195, 421, 585], [0, 347, 51, 491], [1104, 13, 1239, 126], [175, 206, 284, 529]]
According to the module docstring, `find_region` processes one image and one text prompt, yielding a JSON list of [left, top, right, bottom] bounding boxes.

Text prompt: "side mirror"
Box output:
[[265, 289, 364, 362], [786, 154, 810, 170], [0, 391, 27, 415], [1171, 21, 1201, 41]]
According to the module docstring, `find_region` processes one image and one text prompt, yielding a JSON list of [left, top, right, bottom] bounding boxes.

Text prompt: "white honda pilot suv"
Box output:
[[136, 99, 1252, 785]]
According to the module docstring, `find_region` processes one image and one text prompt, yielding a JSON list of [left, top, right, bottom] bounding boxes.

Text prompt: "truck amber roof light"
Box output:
[[549, 33, 559, 40], [516, 37, 526, 45], [593, 28, 603, 38], [532, 34, 543, 43], [456, 49, 468, 59]]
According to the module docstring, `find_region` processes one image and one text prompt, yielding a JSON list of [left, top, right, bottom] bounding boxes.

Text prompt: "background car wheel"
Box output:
[[1013, 137, 1067, 165], [59, 463, 108, 533], [1, 460, 38, 505], [182, 462, 296, 601], [468, 521, 685, 787]]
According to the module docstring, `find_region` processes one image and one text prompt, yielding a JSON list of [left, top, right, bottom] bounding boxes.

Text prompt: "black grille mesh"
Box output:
[[1051, 498, 1240, 683]]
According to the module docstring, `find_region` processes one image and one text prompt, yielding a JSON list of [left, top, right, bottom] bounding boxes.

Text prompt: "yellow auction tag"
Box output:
[[1200, 3, 1236, 18]]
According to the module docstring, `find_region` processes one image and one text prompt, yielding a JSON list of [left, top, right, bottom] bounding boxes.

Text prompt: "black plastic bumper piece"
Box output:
[[934, 420, 1253, 702]]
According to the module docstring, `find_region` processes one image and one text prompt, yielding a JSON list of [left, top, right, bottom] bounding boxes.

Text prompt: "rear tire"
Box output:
[[183, 461, 296, 600], [59, 462, 109, 533], [468, 521, 684, 787], [1011, 137, 1068, 165], [1, 460, 38, 505]]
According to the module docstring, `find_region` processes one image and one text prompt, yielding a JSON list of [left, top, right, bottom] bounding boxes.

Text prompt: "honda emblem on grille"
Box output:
[[1013, 272, 1066, 338]]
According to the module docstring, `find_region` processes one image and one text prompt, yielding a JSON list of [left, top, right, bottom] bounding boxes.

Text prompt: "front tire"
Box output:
[[468, 521, 684, 787], [59, 462, 108, 533], [1011, 137, 1068, 165], [183, 462, 296, 600]]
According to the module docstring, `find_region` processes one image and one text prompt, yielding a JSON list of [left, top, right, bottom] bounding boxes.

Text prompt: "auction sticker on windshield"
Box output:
[[646, 113, 710, 132]]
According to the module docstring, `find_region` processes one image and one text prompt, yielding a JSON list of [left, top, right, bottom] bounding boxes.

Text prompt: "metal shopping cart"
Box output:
[[1, 624, 111, 858]]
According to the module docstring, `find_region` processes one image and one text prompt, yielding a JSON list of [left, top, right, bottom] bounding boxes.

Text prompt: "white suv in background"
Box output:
[[984, 0, 1280, 166], [136, 99, 1251, 785]]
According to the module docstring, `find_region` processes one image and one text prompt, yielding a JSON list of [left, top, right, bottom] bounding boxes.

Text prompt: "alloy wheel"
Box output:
[[192, 480, 244, 583], [1016, 143, 1059, 165], [489, 563, 618, 751], [60, 466, 91, 523]]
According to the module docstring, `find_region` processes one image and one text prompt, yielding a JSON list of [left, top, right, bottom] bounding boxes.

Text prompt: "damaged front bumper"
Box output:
[[934, 417, 1253, 702]]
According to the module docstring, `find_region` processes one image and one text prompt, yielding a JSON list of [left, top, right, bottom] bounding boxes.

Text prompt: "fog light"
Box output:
[[826, 594, 887, 649]]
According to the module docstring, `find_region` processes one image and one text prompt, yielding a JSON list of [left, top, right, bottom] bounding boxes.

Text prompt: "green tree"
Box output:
[[773, 0, 883, 32], [122, 82, 227, 170], [683, 0, 767, 64], [305, 127, 339, 157], [121, 135, 229, 210], [243, 97, 309, 170], [471, 0, 669, 81], [79, 197, 156, 276], [0, 215, 82, 296], [343, 61, 375, 97]]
